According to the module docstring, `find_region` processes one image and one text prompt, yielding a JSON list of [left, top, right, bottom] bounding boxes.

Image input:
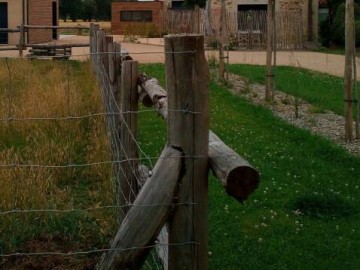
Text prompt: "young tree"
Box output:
[[344, 0, 355, 142], [265, 0, 275, 102]]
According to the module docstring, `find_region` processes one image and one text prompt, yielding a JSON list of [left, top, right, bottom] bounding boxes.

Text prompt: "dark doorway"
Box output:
[[52, 2, 58, 39], [0, 3, 8, 44]]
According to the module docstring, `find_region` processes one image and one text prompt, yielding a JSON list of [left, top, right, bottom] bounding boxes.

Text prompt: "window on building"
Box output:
[[120, 10, 153, 22]]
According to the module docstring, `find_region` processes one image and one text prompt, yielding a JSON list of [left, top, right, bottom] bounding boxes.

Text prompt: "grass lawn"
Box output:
[[1, 60, 360, 269], [313, 47, 360, 58], [141, 64, 360, 270], [227, 64, 360, 116]]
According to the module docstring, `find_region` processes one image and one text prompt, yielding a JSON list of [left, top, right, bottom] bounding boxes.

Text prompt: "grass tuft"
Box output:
[[292, 193, 356, 219]]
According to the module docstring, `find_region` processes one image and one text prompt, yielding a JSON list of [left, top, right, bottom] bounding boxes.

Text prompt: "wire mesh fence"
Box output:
[[0, 30, 232, 269], [0, 52, 169, 269], [2, 24, 360, 270]]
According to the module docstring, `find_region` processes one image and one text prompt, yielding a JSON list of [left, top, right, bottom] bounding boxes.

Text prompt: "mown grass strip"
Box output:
[[227, 64, 360, 117], [140, 64, 360, 269]]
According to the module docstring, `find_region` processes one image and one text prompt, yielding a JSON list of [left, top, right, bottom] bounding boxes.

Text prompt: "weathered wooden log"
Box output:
[[0, 47, 19, 51], [138, 75, 168, 118], [156, 226, 168, 270], [138, 164, 150, 187], [24, 25, 90, 30], [20, 43, 89, 49], [0, 28, 20, 33], [97, 146, 184, 270], [209, 131, 259, 202], [138, 75, 260, 202]]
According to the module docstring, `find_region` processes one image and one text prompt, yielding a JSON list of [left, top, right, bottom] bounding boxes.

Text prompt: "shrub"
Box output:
[[146, 23, 159, 38], [228, 33, 239, 50], [323, 3, 360, 46]]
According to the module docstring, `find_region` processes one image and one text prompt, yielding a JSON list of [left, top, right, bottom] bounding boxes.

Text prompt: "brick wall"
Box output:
[[28, 0, 58, 44], [112, 1, 163, 36]]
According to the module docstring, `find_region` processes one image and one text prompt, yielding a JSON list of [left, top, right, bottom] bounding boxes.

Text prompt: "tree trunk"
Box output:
[[218, 0, 226, 80], [344, 0, 354, 142], [265, 0, 275, 102]]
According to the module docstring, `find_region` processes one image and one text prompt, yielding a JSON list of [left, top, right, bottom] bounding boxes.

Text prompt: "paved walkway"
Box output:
[[0, 35, 352, 78]]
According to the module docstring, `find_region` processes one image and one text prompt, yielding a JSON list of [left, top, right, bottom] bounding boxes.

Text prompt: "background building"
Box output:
[[0, 0, 59, 45]]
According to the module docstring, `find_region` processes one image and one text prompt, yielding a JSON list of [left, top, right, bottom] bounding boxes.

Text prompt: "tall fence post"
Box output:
[[344, 0, 354, 142], [108, 40, 123, 222], [165, 35, 209, 269], [265, 0, 275, 102], [218, 0, 226, 80], [120, 60, 139, 217], [18, 24, 25, 57]]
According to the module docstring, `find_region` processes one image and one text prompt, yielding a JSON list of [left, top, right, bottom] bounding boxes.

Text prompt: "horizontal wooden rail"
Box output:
[[138, 75, 260, 202], [0, 28, 20, 33], [19, 43, 89, 49], [24, 25, 90, 30], [0, 47, 19, 51]]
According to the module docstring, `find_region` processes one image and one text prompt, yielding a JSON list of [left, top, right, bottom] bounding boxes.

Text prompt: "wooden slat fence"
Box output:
[[163, 9, 304, 50], [275, 11, 304, 50]]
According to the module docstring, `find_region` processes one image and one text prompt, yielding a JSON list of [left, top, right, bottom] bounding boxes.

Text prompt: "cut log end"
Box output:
[[225, 166, 260, 203], [139, 88, 153, 107]]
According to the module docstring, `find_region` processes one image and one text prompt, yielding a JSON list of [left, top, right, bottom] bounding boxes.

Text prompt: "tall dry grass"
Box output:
[[0, 59, 117, 254], [58, 20, 111, 35]]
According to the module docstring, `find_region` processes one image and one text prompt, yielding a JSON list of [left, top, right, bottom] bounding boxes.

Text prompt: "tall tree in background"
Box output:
[[60, 0, 111, 22], [320, 0, 360, 46], [60, 0, 83, 22], [82, 0, 96, 21], [94, 0, 111, 20]]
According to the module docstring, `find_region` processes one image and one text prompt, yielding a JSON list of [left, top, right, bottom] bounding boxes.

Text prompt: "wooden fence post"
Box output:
[[218, 0, 226, 80], [108, 41, 124, 221], [89, 24, 98, 57], [18, 24, 24, 57], [265, 0, 275, 102], [165, 35, 209, 270], [345, 0, 354, 142], [120, 60, 139, 217]]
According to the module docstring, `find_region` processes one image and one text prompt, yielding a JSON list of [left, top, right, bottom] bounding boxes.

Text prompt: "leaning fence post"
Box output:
[[120, 60, 139, 218], [165, 35, 209, 269]]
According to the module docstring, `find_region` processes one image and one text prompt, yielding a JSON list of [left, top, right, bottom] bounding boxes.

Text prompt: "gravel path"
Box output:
[[227, 73, 360, 156]]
